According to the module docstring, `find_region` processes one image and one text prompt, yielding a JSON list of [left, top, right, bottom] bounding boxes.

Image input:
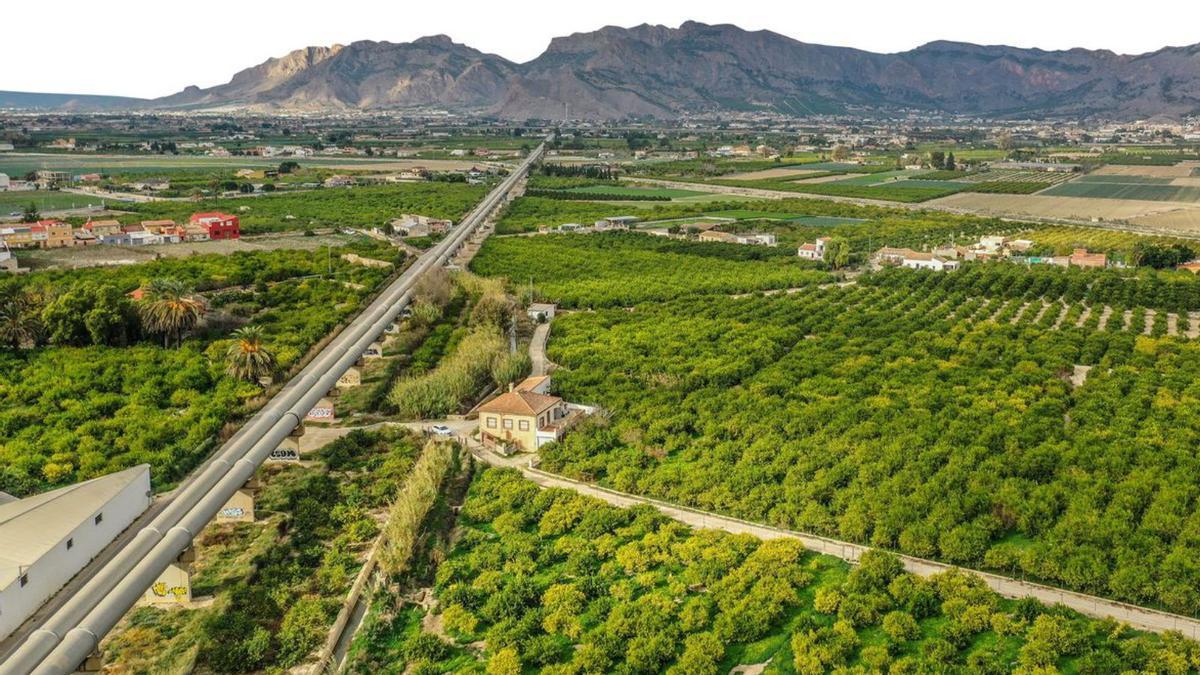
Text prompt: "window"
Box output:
[[486, 417, 497, 429], [19, 574, 28, 587], [66, 538, 74, 550], [502, 418, 513, 429], [518, 420, 529, 431], [94, 513, 103, 525]]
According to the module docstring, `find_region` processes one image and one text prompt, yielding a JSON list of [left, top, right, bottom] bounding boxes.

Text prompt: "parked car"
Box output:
[[429, 424, 453, 437]]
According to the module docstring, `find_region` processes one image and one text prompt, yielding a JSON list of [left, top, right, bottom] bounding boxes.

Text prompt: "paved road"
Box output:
[[529, 323, 551, 376]]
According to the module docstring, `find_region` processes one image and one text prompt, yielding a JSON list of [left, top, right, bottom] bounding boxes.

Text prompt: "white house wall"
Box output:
[[0, 470, 151, 641]]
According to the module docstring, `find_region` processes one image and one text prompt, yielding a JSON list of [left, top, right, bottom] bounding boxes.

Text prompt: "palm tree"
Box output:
[[0, 290, 40, 349], [138, 278, 206, 347], [225, 325, 276, 383]]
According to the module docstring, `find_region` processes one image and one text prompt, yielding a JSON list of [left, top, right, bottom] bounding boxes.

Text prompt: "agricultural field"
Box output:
[[526, 262, 1200, 616], [929, 191, 1199, 224], [0, 153, 491, 177], [498, 194, 1026, 252], [344, 467, 1200, 674], [494, 197, 714, 234], [701, 210, 866, 227], [115, 182, 487, 234], [0, 190, 105, 213], [954, 170, 1078, 195], [0, 240, 403, 496], [824, 170, 926, 186], [702, 201, 1022, 252], [18, 231, 367, 270], [787, 174, 851, 184], [470, 232, 828, 308], [1018, 226, 1199, 258], [624, 158, 835, 179], [724, 167, 831, 180], [1042, 176, 1200, 203], [1131, 207, 1200, 232], [1093, 163, 1200, 178], [561, 185, 705, 199], [527, 184, 712, 202], [707, 175, 966, 203]]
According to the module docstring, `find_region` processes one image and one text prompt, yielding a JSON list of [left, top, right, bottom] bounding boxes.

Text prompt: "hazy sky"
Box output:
[[7, 0, 1200, 98]]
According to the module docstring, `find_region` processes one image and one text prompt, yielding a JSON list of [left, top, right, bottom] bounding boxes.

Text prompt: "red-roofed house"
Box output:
[[189, 212, 240, 240], [797, 237, 831, 261], [1069, 248, 1107, 269]]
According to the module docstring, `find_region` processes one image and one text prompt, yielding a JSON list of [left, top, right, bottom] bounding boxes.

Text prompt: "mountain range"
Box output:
[[7, 22, 1200, 120]]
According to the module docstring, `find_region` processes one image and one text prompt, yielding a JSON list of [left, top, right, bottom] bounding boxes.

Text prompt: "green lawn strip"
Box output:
[[0, 191, 105, 211]]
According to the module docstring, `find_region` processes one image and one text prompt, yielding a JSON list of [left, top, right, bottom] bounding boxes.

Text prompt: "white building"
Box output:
[[736, 233, 777, 246], [901, 251, 960, 271], [594, 216, 639, 231], [798, 237, 831, 261], [0, 465, 152, 641], [874, 247, 959, 272], [99, 231, 163, 246], [0, 241, 21, 273], [0, 173, 9, 191], [527, 303, 557, 322]]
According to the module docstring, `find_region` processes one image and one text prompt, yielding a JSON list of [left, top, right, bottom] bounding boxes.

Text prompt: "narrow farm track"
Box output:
[[529, 323, 553, 376], [468, 449, 1200, 641]]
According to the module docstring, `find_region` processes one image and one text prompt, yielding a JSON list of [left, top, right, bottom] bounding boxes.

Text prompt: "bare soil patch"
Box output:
[[930, 192, 1197, 222], [1093, 163, 1200, 178], [1129, 208, 1200, 233], [789, 173, 850, 184], [725, 167, 825, 180], [22, 232, 358, 270]]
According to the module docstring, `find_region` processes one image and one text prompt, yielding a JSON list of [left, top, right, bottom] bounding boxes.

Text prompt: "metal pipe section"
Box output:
[[6, 143, 544, 675]]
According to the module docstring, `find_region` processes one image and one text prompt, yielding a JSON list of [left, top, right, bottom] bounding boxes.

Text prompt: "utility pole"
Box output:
[[508, 315, 517, 354]]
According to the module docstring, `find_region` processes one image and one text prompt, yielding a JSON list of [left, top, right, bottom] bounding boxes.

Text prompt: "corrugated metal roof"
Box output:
[[0, 465, 149, 589]]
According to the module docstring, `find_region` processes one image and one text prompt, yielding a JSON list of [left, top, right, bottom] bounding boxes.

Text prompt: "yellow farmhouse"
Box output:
[[478, 381, 572, 452]]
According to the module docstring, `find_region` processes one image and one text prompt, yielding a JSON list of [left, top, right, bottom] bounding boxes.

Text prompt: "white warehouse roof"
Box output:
[[0, 465, 150, 590]]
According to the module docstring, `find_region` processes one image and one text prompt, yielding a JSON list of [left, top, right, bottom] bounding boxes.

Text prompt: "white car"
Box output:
[[429, 424, 453, 437]]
